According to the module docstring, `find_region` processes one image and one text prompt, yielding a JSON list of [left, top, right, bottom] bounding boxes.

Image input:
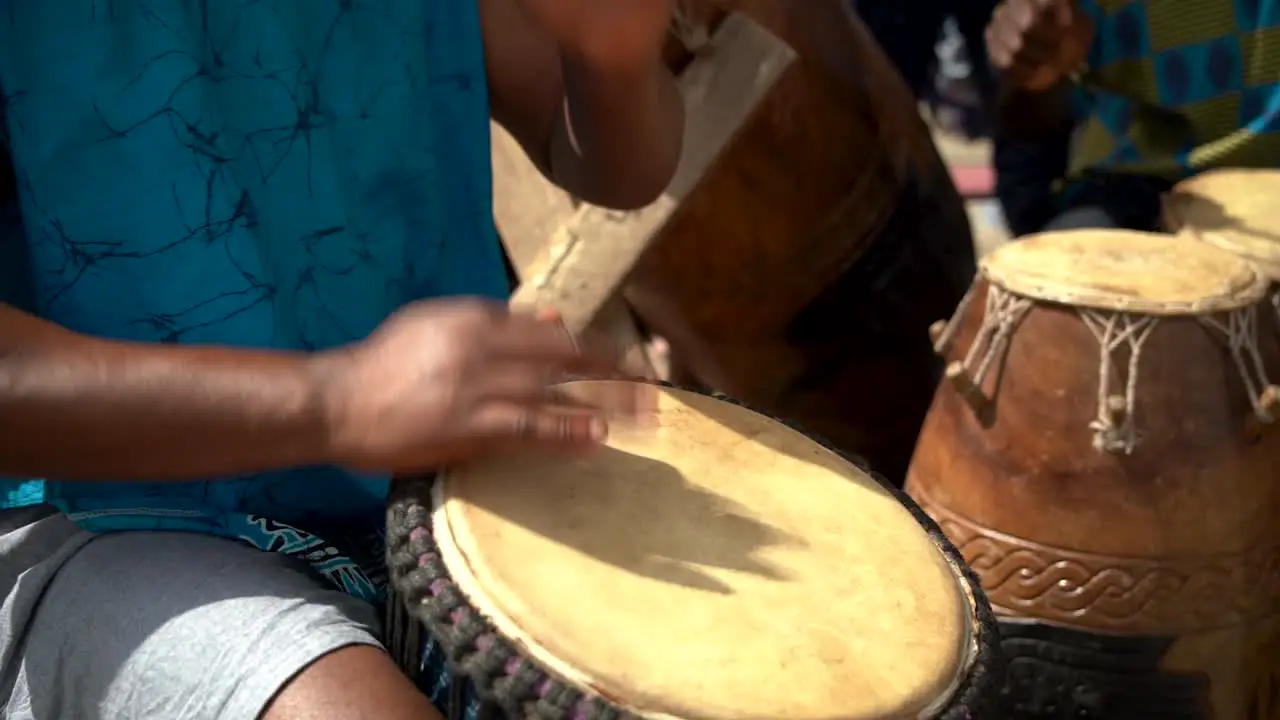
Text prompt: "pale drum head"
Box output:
[[1164, 168, 1280, 282], [432, 381, 977, 720], [980, 229, 1269, 314]]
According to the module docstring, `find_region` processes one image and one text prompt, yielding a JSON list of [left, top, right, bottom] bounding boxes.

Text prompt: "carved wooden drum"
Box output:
[[389, 380, 1004, 720], [906, 231, 1280, 719], [626, 0, 977, 482]]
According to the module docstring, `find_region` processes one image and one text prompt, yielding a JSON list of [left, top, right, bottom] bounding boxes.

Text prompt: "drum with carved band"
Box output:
[[906, 230, 1280, 719], [388, 380, 1004, 720], [1165, 168, 1280, 346], [623, 0, 976, 483]]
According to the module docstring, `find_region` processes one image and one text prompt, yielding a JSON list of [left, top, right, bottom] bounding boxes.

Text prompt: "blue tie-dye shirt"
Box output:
[[0, 0, 509, 601]]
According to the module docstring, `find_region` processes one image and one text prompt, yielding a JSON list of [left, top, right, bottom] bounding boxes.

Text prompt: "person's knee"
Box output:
[[1042, 205, 1121, 232], [263, 645, 443, 720]]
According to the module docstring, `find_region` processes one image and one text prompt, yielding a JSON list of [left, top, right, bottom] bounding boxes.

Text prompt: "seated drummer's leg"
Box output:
[[1, 512, 441, 720], [264, 645, 441, 720], [1042, 204, 1121, 231]]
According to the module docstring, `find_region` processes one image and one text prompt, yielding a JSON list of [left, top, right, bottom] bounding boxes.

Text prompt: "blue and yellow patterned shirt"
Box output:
[[1071, 0, 1280, 178]]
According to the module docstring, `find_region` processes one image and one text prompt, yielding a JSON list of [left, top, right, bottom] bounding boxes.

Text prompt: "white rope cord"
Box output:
[[935, 280, 1278, 453], [960, 286, 1033, 386], [1199, 305, 1277, 423], [931, 281, 978, 355], [1078, 310, 1159, 454]]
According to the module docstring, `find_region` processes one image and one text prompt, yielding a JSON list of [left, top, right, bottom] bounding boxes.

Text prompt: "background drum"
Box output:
[[1165, 168, 1280, 348], [389, 380, 1004, 720], [623, 0, 976, 483], [907, 231, 1280, 718], [1163, 169, 1280, 279]]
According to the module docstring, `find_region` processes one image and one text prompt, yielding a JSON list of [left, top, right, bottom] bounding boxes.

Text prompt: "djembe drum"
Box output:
[[906, 231, 1280, 719], [388, 380, 1005, 720], [1165, 168, 1280, 340]]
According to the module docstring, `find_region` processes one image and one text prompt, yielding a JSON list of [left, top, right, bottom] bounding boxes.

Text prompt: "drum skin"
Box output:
[[625, 0, 976, 482], [387, 380, 1009, 720], [906, 280, 1280, 719]]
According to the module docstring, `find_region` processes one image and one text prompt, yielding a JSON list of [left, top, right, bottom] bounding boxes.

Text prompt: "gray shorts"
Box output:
[[0, 505, 383, 719]]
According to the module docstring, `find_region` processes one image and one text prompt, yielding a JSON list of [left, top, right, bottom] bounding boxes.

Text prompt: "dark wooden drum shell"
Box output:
[[624, 0, 976, 481], [907, 279, 1280, 719]]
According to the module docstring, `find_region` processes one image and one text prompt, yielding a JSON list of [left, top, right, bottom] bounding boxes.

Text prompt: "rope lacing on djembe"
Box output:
[[931, 281, 976, 356], [934, 283, 1280, 454], [1199, 304, 1278, 424], [386, 476, 630, 720], [933, 283, 1034, 392], [1077, 310, 1158, 454]]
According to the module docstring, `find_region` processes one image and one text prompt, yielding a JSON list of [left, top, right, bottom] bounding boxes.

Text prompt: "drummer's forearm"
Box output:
[[550, 57, 684, 210], [994, 79, 1078, 142], [0, 304, 333, 479]]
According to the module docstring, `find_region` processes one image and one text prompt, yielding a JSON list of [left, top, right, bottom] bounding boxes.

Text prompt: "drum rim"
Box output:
[[386, 380, 1008, 720], [979, 230, 1269, 315]]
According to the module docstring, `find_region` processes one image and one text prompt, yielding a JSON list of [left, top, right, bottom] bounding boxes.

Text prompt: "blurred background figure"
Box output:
[[850, 0, 997, 133], [932, 16, 996, 140], [988, 0, 1280, 234], [849, 0, 1073, 240]]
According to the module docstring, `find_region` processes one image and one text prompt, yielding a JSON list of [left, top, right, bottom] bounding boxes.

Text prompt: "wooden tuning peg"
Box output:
[[928, 319, 948, 353], [1245, 385, 1280, 442], [945, 361, 989, 420]]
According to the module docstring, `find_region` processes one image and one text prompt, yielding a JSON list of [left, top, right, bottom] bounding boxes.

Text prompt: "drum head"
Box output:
[[433, 381, 975, 719], [980, 229, 1268, 314], [1165, 168, 1280, 281]]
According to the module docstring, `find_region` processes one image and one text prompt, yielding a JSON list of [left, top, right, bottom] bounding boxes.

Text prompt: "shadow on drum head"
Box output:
[[1166, 190, 1280, 243], [681, 389, 903, 494], [452, 443, 802, 595]]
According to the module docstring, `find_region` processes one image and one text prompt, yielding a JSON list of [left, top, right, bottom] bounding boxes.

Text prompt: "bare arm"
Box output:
[[480, 0, 684, 210], [0, 304, 330, 479]]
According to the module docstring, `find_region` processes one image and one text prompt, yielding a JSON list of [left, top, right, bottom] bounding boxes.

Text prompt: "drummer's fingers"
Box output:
[[556, 380, 659, 426], [986, 14, 1025, 67], [471, 364, 651, 422], [465, 402, 609, 446], [492, 313, 623, 374], [470, 363, 571, 406]]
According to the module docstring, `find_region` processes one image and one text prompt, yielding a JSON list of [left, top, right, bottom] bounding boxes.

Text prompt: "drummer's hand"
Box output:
[[517, 0, 673, 69], [312, 299, 631, 472], [986, 0, 1094, 91]]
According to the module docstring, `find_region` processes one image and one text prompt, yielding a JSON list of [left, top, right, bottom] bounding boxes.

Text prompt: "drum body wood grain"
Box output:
[[624, 0, 976, 481], [906, 232, 1280, 719]]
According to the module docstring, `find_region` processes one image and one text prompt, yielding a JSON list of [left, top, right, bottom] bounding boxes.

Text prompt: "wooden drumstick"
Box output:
[[1245, 384, 1280, 442]]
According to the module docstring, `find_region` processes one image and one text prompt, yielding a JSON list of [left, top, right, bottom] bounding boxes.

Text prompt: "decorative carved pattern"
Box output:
[[912, 487, 1280, 634]]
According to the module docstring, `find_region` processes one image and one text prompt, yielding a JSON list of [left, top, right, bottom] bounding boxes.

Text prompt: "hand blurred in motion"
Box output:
[[313, 298, 650, 473], [986, 0, 1094, 91]]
